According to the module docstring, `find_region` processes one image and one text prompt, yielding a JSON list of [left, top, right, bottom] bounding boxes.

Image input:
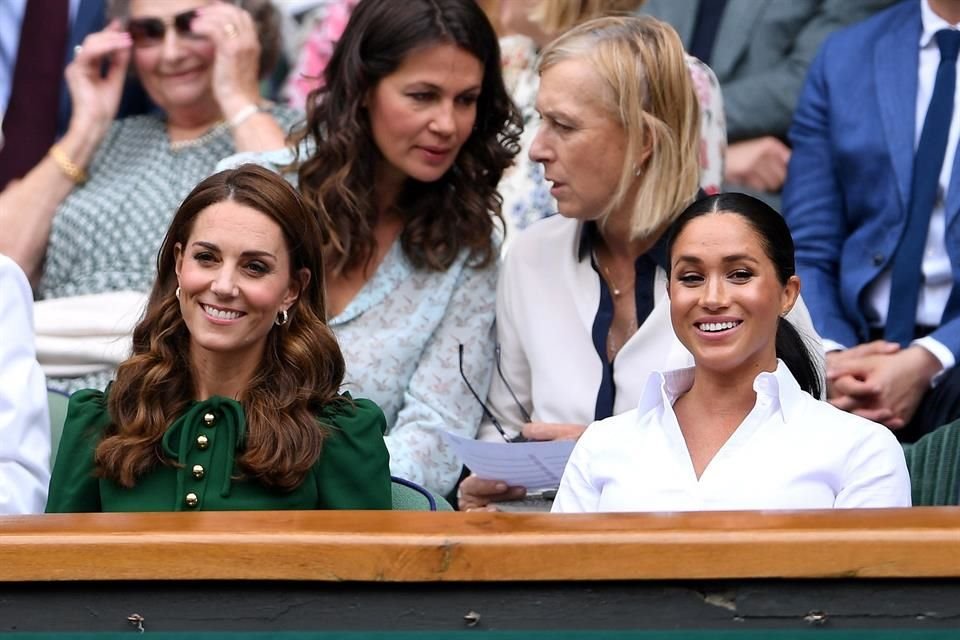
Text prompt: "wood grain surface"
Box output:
[[1, 508, 959, 582]]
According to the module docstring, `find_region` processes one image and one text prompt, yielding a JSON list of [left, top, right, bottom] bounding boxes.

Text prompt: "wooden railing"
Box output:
[[2, 507, 960, 582]]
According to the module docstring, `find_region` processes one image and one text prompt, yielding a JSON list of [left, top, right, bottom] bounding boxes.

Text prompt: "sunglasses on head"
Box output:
[[126, 9, 200, 46]]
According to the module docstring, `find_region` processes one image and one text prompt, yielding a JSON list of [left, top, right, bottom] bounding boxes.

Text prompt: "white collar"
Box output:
[[636, 360, 805, 425], [920, 0, 960, 50]]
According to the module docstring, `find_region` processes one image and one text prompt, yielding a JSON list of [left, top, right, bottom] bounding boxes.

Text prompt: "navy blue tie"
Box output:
[[886, 29, 960, 346]]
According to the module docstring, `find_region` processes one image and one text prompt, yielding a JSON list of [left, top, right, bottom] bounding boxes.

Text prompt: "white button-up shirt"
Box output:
[[553, 361, 910, 513], [0, 254, 50, 513]]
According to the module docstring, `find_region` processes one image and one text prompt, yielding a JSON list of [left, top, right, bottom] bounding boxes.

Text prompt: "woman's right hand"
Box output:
[[457, 422, 588, 511], [457, 474, 526, 511], [64, 20, 131, 139]]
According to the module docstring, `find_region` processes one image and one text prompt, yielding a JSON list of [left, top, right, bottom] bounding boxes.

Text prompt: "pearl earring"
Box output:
[[175, 286, 181, 300]]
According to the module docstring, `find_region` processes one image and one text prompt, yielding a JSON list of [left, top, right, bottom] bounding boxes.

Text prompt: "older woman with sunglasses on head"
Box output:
[[0, 0, 296, 394], [458, 16, 823, 511]]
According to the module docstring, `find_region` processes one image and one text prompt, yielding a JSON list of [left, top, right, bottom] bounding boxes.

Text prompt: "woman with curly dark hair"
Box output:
[[229, 0, 522, 496], [46, 165, 392, 511]]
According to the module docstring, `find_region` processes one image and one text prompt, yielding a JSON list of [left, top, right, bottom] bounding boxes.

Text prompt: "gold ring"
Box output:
[[223, 23, 238, 38]]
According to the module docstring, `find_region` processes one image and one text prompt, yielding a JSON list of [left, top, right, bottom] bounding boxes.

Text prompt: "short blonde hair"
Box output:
[[538, 16, 700, 240], [531, 0, 646, 35]]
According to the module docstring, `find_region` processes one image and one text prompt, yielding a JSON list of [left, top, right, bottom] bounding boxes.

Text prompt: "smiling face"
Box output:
[[175, 200, 302, 369], [529, 57, 628, 222], [668, 212, 800, 379], [366, 41, 484, 195], [129, 0, 216, 119]]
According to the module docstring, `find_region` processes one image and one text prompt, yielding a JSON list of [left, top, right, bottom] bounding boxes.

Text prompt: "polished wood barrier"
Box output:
[[2, 507, 959, 582]]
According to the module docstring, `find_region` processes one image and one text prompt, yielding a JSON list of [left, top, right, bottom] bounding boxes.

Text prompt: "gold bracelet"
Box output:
[[48, 144, 88, 184]]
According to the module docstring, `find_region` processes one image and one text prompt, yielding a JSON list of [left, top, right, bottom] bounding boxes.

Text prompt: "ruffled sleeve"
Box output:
[[45, 389, 112, 513], [315, 396, 392, 509]]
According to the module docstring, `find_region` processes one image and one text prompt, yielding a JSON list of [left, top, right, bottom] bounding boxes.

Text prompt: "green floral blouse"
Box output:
[[46, 390, 392, 512]]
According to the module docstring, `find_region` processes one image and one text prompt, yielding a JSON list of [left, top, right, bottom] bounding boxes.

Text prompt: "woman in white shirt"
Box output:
[[552, 193, 911, 512]]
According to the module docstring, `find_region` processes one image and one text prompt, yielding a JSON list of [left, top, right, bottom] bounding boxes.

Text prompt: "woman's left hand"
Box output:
[[191, 2, 262, 120]]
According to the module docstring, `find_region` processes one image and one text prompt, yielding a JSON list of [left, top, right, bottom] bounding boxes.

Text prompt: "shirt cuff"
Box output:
[[912, 336, 953, 387]]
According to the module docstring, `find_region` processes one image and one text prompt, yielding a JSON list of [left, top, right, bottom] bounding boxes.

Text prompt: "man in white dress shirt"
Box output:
[[0, 254, 50, 513]]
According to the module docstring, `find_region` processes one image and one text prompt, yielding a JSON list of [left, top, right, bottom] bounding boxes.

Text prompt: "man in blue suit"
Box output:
[[784, 0, 960, 440]]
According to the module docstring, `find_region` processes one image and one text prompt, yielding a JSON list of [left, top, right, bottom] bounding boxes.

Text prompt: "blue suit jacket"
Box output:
[[783, 0, 960, 358]]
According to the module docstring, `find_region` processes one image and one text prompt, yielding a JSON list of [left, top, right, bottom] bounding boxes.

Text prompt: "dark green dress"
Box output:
[[46, 390, 392, 512]]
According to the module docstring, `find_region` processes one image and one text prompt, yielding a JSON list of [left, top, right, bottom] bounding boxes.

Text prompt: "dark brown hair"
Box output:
[[291, 0, 522, 273], [97, 164, 346, 491]]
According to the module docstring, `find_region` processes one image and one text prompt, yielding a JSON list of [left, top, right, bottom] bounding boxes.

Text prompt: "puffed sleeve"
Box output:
[[684, 54, 726, 195], [45, 389, 111, 513], [315, 396, 392, 509]]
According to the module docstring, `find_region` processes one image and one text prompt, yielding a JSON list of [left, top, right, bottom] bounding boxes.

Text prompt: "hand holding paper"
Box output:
[[442, 431, 576, 490]]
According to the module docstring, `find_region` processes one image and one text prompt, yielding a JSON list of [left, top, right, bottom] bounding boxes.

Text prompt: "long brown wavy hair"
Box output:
[[96, 164, 346, 491], [290, 0, 522, 274]]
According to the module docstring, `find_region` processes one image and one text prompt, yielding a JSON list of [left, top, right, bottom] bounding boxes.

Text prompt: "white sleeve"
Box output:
[[551, 425, 601, 513], [0, 255, 51, 514], [481, 246, 531, 442], [835, 423, 911, 508]]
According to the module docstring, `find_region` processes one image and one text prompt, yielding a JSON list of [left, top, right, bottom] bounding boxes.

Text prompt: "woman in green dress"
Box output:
[[46, 164, 391, 512]]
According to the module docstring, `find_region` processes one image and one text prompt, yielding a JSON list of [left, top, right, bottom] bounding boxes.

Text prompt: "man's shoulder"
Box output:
[[824, 0, 918, 49]]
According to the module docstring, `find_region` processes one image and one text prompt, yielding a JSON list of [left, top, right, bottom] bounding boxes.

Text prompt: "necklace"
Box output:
[[169, 120, 228, 152], [596, 252, 635, 298]]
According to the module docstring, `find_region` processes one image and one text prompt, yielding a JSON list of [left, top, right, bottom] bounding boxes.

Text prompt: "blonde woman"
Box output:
[[482, 1, 726, 238], [459, 16, 819, 510]]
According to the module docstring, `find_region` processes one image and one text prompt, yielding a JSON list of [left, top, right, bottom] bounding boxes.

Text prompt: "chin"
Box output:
[[408, 167, 451, 184], [555, 206, 591, 221], [192, 335, 243, 354]]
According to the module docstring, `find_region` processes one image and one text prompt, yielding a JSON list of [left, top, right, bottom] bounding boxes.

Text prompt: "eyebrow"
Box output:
[[673, 254, 761, 265], [537, 106, 587, 130], [406, 81, 482, 94], [191, 241, 277, 260]]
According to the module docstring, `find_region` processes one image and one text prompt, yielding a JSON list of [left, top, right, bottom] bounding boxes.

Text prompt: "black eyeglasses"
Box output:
[[127, 10, 202, 47], [458, 344, 529, 443]]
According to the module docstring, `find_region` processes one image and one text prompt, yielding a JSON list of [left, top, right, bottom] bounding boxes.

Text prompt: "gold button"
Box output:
[[203, 412, 216, 426], [184, 492, 199, 508], [196, 434, 209, 450], [192, 464, 205, 480]]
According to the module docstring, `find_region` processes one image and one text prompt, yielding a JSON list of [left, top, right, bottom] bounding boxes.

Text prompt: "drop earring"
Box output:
[[275, 309, 289, 326]]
